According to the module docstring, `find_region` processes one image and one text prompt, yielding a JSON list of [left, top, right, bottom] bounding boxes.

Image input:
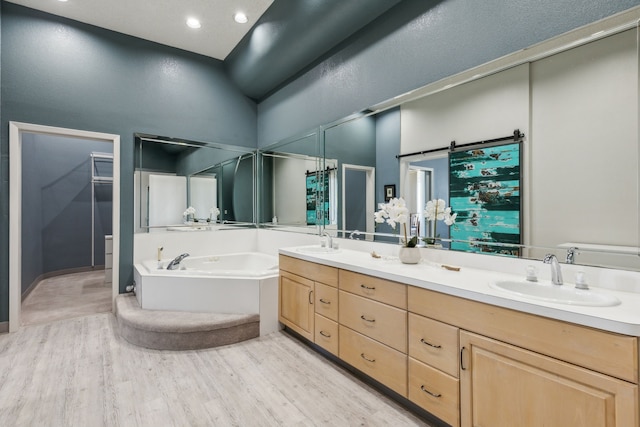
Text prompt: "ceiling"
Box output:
[[5, 0, 274, 60], [5, 0, 403, 100]]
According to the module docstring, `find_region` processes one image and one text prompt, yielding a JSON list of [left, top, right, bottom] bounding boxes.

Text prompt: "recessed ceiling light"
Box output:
[[234, 12, 248, 24], [57, 0, 68, 2], [186, 18, 201, 29]]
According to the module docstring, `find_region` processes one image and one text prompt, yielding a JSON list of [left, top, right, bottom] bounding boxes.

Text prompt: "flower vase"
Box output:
[[398, 246, 421, 264]]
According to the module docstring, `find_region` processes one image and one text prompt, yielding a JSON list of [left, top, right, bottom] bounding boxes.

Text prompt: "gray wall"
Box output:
[[257, 0, 640, 147], [324, 115, 376, 230], [0, 3, 257, 321], [374, 108, 401, 240], [21, 133, 113, 293], [344, 169, 367, 233]]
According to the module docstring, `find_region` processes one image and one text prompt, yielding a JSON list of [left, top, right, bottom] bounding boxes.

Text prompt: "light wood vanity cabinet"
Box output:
[[460, 331, 638, 427], [313, 276, 340, 356], [339, 270, 407, 309], [279, 270, 315, 341], [409, 286, 639, 427], [338, 271, 408, 397], [279, 256, 640, 426], [339, 290, 407, 353], [408, 313, 461, 427], [279, 255, 338, 343]]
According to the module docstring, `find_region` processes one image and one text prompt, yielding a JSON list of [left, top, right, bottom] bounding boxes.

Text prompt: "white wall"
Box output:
[[401, 64, 530, 154], [148, 174, 187, 227], [530, 30, 638, 250], [273, 156, 318, 225]]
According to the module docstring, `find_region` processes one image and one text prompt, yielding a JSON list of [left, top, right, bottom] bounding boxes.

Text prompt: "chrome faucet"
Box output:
[[543, 254, 563, 285], [322, 230, 333, 249], [566, 247, 577, 264], [167, 253, 190, 270], [349, 230, 360, 240]]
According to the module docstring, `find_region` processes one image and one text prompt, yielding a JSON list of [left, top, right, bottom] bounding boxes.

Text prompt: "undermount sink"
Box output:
[[296, 246, 341, 254], [489, 280, 621, 307]]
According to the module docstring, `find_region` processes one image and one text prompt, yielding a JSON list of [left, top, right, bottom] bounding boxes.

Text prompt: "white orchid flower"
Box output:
[[209, 207, 220, 218], [444, 212, 457, 226], [424, 199, 456, 226], [374, 197, 409, 230]]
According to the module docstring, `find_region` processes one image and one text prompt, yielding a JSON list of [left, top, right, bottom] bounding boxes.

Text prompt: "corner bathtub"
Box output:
[[133, 252, 280, 336]]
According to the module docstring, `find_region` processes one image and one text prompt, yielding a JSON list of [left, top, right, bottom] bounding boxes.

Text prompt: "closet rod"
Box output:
[[396, 129, 524, 159]]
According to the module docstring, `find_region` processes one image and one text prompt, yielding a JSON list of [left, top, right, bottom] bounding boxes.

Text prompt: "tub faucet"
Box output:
[[167, 253, 190, 270], [543, 254, 563, 285]]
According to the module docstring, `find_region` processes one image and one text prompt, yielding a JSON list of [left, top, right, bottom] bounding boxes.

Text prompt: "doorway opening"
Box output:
[[9, 122, 120, 332], [341, 164, 375, 240]]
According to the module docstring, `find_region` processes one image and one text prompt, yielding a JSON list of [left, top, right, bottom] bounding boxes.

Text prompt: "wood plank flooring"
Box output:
[[21, 270, 112, 326], [0, 314, 433, 426]]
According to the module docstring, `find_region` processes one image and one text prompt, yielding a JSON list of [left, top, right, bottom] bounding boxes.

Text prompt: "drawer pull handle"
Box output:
[[360, 315, 376, 323], [420, 385, 442, 398], [360, 284, 376, 291], [319, 298, 331, 305], [360, 353, 375, 363], [309, 290, 313, 305], [319, 330, 331, 338], [461, 346, 467, 370], [420, 338, 442, 349]]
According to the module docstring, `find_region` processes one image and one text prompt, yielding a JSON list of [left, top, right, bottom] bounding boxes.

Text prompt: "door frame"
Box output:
[[9, 122, 121, 332], [341, 164, 375, 240]]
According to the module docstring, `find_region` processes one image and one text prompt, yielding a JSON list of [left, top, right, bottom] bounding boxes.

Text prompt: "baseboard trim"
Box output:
[[22, 266, 106, 301]]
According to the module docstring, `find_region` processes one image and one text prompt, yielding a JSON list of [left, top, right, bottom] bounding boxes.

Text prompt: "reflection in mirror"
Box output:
[[322, 108, 401, 243], [259, 131, 323, 234], [134, 134, 255, 232], [316, 18, 639, 270], [395, 27, 639, 269], [402, 152, 449, 248]]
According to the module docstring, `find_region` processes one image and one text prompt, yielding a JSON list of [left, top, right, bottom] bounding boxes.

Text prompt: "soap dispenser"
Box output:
[[525, 265, 538, 282], [575, 271, 589, 290]]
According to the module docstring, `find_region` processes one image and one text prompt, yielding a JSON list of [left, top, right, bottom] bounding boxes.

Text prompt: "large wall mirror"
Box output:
[[316, 17, 640, 271], [134, 134, 256, 232], [258, 130, 323, 234]]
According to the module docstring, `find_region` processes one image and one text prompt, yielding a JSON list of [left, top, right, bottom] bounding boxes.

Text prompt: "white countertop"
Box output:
[[280, 246, 640, 337]]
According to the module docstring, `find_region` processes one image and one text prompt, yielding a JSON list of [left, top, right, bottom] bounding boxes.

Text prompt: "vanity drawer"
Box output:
[[280, 255, 338, 287], [409, 357, 460, 427], [314, 282, 338, 321], [339, 291, 407, 353], [339, 325, 407, 397], [315, 314, 339, 356], [409, 313, 459, 378], [339, 270, 407, 309]]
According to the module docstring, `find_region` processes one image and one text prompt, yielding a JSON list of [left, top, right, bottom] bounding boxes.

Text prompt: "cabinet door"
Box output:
[[460, 331, 638, 427], [279, 271, 314, 341]]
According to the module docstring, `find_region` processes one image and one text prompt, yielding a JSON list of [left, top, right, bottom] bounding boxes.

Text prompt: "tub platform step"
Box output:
[[115, 294, 260, 351]]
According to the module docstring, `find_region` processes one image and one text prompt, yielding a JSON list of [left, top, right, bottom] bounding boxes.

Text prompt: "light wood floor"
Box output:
[[0, 314, 432, 426], [21, 270, 112, 326]]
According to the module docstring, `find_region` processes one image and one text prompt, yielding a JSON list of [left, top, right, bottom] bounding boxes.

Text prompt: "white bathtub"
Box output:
[[144, 252, 279, 277], [133, 252, 280, 336]]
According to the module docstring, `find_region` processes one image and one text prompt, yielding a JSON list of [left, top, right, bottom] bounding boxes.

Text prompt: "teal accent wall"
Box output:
[[0, 3, 257, 321]]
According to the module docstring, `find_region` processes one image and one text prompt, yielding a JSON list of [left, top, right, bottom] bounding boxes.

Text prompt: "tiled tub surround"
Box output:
[[279, 245, 640, 427]]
